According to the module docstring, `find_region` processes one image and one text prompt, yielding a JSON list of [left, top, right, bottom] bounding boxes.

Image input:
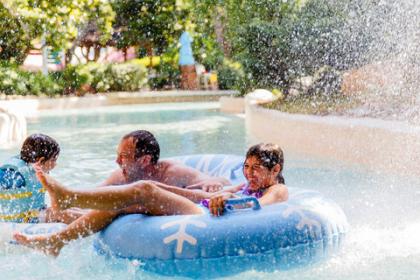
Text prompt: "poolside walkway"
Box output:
[[0, 90, 238, 117], [246, 99, 420, 178]]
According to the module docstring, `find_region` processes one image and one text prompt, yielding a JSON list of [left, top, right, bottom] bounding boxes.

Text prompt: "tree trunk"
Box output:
[[146, 42, 153, 68], [65, 49, 71, 66], [123, 47, 127, 61], [93, 45, 101, 61], [82, 46, 90, 62], [214, 6, 230, 57]]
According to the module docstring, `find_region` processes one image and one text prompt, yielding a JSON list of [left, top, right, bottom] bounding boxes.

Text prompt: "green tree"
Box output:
[[221, 0, 304, 92], [111, 0, 190, 58], [219, 0, 384, 94], [0, 2, 31, 64], [188, 0, 225, 70], [1, 0, 114, 64]]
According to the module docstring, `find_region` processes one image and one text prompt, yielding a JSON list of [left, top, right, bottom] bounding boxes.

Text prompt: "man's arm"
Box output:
[[165, 162, 231, 192], [150, 181, 211, 203], [152, 181, 243, 203]]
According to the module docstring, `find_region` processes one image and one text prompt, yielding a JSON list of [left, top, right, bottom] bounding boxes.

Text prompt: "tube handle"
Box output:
[[225, 197, 261, 211]]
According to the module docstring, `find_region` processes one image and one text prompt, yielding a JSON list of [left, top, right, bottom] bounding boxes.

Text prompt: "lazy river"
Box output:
[[0, 102, 419, 279]]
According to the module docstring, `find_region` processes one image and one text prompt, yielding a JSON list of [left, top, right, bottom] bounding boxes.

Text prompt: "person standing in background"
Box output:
[[179, 31, 198, 90]]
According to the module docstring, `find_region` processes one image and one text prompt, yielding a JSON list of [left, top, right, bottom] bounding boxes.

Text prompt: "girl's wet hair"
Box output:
[[20, 134, 60, 163], [246, 143, 285, 184]]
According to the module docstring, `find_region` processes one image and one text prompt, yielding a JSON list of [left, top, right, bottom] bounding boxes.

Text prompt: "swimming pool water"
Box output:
[[0, 102, 419, 279], [0, 102, 246, 186]]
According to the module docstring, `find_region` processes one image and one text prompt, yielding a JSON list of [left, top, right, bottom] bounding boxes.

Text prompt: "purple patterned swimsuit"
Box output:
[[240, 184, 266, 198]]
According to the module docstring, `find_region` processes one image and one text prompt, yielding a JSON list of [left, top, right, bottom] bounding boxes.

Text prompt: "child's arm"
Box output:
[[208, 184, 288, 216], [258, 184, 288, 206]]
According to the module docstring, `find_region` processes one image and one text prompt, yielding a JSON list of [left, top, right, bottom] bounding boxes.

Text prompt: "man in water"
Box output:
[[47, 129, 229, 222], [12, 130, 231, 255], [100, 130, 230, 191]]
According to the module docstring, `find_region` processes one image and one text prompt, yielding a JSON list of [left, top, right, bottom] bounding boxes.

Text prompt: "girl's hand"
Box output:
[[208, 192, 233, 216], [186, 180, 224, 193]]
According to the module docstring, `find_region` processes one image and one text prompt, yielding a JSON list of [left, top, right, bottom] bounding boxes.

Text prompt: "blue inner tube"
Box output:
[[94, 154, 348, 278]]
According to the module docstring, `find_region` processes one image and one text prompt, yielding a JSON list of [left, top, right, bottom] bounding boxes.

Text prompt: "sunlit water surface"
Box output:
[[0, 102, 419, 279]]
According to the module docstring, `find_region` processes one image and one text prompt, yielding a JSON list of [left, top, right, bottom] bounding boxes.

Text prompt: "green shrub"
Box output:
[[193, 36, 224, 71], [217, 60, 244, 90], [52, 65, 89, 94], [148, 61, 180, 90], [0, 67, 27, 95], [25, 72, 62, 96], [233, 19, 292, 93], [0, 60, 148, 96], [306, 66, 343, 97], [131, 57, 161, 68], [77, 61, 147, 92], [109, 62, 148, 91], [0, 4, 30, 64], [0, 66, 62, 96], [77, 63, 108, 92]]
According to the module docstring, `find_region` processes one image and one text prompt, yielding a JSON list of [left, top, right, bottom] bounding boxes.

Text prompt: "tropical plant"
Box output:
[[1, 0, 114, 64], [0, 3, 31, 64]]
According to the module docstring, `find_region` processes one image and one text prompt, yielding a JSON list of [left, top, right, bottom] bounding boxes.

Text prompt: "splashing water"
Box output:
[[0, 102, 418, 279], [331, 0, 419, 121]]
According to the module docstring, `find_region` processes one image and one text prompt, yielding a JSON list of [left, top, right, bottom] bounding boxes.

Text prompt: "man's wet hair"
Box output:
[[123, 130, 160, 164], [245, 143, 285, 184], [20, 134, 60, 163]]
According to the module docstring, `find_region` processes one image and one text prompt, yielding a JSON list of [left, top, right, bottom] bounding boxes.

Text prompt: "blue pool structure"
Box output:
[[0, 102, 419, 279]]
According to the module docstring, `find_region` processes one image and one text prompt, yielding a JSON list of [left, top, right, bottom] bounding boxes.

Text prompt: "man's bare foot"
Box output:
[[36, 171, 72, 210], [13, 232, 65, 257]]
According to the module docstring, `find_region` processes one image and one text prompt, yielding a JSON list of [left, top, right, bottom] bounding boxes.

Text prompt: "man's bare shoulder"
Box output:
[[156, 159, 201, 186], [158, 159, 176, 166], [160, 159, 198, 174]]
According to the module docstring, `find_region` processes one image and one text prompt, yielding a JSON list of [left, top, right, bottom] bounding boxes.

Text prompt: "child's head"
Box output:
[[243, 143, 285, 190], [20, 134, 60, 172]]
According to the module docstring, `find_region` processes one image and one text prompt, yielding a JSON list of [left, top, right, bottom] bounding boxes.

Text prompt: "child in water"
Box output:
[[0, 134, 82, 224], [14, 143, 288, 256]]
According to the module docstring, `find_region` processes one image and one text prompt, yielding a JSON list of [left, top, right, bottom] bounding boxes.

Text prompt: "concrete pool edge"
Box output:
[[2, 89, 419, 178], [245, 99, 420, 177], [0, 90, 237, 117]]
